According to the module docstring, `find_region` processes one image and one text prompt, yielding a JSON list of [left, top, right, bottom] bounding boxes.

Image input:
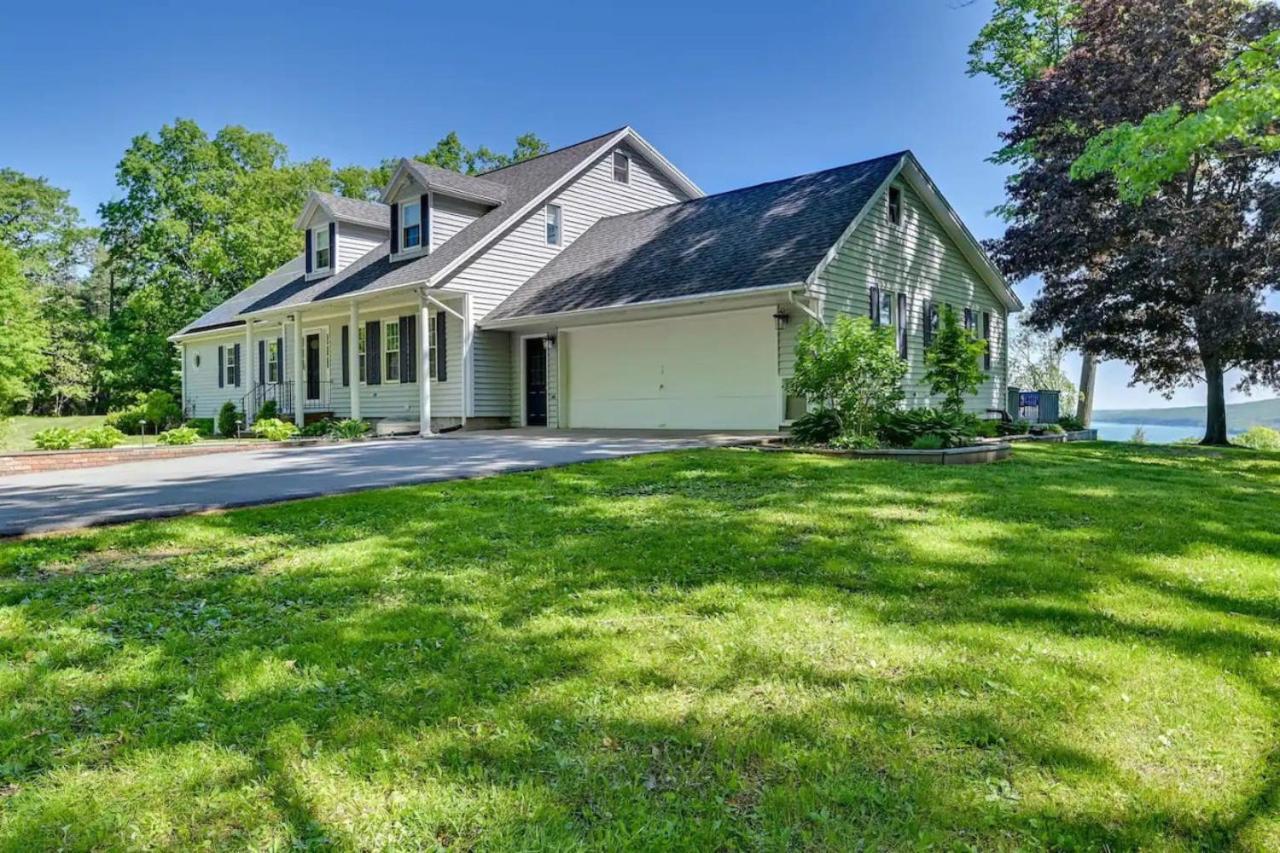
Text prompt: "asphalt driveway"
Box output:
[[0, 431, 760, 537]]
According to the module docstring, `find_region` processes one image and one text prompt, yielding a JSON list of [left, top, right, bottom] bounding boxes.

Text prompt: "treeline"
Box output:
[[0, 122, 546, 416]]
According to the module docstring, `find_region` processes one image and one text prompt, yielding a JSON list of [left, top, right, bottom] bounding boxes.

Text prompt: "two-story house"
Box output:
[[171, 126, 1021, 434]]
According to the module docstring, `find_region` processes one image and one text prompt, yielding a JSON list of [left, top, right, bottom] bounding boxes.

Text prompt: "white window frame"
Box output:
[[879, 290, 894, 329], [612, 150, 631, 184], [384, 318, 401, 382], [267, 340, 280, 383], [400, 199, 423, 252], [313, 225, 331, 270], [358, 325, 367, 384], [545, 203, 563, 247], [225, 345, 237, 386], [888, 186, 903, 226]]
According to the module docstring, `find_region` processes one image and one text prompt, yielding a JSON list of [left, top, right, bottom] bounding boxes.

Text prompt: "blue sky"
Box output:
[[0, 0, 1258, 410]]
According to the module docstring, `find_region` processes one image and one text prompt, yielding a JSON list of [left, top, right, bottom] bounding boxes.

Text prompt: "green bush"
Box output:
[[1043, 423, 1066, 435], [910, 434, 946, 450], [787, 316, 907, 442], [217, 402, 241, 438], [328, 419, 370, 440], [1058, 415, 1085, 431], [877, 408, 979, 449], [829, 432, 880, 450], [300, 420, 331, 437], [789, 410, 841, 445], [252, 418, 299, 441], [77, 425, 127, 449], [33, 427, 77, 450], [185, 418, 215, 437], [924, 305, 986, 414], [256, 400, 280, 422], [157, 426, 200, 446], [999, 419, 1032, 437], [975, 419, 1001, 438], [105, 390, 182, 435], [1234, 426, 1280, 451]]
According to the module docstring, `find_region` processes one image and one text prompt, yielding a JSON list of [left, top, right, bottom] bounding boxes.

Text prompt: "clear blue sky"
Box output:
[[0, 0, 1257, 410]]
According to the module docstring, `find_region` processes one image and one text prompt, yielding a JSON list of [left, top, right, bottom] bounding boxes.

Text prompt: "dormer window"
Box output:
[[401, 201, 422, 251], [313, 225, 331, 270], [613, 151, 630, 184]]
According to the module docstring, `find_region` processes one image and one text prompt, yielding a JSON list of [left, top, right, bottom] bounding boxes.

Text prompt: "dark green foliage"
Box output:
[[216, 402, 241, 438], [104, 390, 182, 434], [1058, 415, 1085, 431], [877, 408, 981, 449], [327, 418, 369, 440], [789, 409, 842, 445], [156, 426, 200, 446], [999, 418, 1033, 436], [300, 420, 331, 438], [910, 434, 947, 450], [256, 400, 279, 422], [923, 306, 986, 414], [184, 418, 214, 437]]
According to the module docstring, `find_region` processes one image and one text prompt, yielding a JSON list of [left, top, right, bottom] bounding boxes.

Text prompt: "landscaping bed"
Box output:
[[762, 437, 1012, 464], [0, 440, 264, 476]]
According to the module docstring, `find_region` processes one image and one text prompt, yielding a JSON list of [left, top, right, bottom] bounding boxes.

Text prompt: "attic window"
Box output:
[[313, 226, 331, 269], [613, 151, 630, 184], [401, 201, 422, 250], [545, 204, 562, 247], [888, 187, 903, 226]]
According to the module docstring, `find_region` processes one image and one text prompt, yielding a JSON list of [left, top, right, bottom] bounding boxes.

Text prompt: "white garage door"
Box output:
[[564, 308, 779, 430]]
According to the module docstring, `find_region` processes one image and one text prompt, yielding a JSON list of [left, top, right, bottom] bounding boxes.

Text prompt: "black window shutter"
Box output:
[[868, 285, 880, 326], [390, 204, 399, 254], [233, 343, 242, 387], [218, 346, 224, 388], [923, 301, 933, 348], [305, 229, 313, 274], [898, 292, 908, 359], [436, 311, 447, 382], [400, 315, 416, 383], [258, 340, 265, 384], [366, 320, 381, 385], [341, 325, 350, 387], [328, 222, 336, 271], [276, 337, 283, 382], [983, 312, 993, 370], [420, 193, 430, 252]]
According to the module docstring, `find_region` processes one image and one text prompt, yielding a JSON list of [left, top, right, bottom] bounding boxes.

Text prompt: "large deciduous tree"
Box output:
[[0, 245, 49, 412], [978, 0, 1280, 445]]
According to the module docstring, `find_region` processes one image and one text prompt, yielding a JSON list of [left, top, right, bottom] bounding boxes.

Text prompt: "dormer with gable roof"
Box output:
[[295, 192, 390, 281], [380, 159, 508, 262]]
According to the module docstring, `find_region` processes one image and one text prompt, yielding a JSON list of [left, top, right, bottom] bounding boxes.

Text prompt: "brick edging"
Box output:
[[0, 443, 263, 476]]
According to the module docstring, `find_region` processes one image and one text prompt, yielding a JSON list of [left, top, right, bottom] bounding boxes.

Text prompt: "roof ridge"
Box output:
[[475, 127, 628, 177]]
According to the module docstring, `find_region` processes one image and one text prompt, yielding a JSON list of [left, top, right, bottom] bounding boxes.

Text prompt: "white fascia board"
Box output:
[[621, 126, 705, 199], [478, 282, 803, 330]]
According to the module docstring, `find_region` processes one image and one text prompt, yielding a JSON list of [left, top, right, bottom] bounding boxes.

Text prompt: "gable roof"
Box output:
[[294, 192, 389, 230], [250, 127, 680, 313], [484, 153, 906, 323], [173, 255, 306, 337], [385, 159, 508, 206]]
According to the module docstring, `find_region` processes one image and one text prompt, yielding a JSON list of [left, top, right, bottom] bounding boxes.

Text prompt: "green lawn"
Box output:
[[2, 443, 1279, 850], [0, 415, 106, 452]]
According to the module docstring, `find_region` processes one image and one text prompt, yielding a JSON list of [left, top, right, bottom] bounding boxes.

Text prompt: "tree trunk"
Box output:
[[1076, 353, 1098, 426], [1202, 355, 1229, 446]]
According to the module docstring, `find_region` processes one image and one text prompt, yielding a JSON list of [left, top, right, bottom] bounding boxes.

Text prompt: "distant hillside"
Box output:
[[1094, 397, 1280, 428]]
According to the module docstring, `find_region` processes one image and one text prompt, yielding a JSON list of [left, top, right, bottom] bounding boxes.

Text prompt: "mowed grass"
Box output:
[[0, 416, 106, 453], [2, 443, 1279, 850]]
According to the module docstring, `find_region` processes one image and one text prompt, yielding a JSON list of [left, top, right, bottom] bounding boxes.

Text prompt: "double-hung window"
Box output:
[[879, 290, 894, 329], [401, 200, 422, 251], [268, 341, 280, 383], [888, 187, 903, 226], [545, 203, 562, 247], [613, 151, 630, 184], [384, 320, 400, 382], [358, 326, 367, 383], [313, 226, 331, 270], [225, 345, 237, 387]]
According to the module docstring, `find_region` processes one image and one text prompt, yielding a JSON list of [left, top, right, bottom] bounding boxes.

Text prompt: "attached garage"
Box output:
[[560, 307, 780, 430]]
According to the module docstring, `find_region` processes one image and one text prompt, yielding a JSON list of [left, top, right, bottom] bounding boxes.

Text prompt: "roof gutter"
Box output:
[[478, 282, 805, 330]]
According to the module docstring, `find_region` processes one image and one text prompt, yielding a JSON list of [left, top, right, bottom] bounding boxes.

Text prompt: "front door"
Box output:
[[306, 333, 321, 401], [524, 337, 547, 426]]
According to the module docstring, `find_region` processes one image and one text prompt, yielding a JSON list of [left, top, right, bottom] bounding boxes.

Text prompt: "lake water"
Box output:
[[1091, 421, 1210, 444]]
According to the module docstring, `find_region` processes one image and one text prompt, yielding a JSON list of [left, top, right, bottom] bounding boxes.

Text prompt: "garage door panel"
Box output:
[[566, 309, 778, 430]]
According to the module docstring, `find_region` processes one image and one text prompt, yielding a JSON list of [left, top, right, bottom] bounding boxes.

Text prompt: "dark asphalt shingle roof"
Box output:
[[314, 193, 390, 228], [485, 152, 906, 322], [267, 127, 628, 310], [400, 161, 508, 204], [176, 255, 306, 335]]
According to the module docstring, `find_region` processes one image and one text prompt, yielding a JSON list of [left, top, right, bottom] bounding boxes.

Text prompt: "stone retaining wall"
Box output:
[[0, 443, 261, 476]]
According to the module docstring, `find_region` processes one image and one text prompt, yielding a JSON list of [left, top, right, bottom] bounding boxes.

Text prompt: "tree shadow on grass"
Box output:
[[1, 443, 1279, 847]]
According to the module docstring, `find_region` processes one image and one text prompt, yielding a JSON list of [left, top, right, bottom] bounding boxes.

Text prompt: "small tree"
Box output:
[[787, 317, 907, 439], [924, 305, 986, 414], [217, 401, 241, 437]]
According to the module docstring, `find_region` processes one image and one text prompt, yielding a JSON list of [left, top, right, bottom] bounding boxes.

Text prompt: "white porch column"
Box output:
[[418, 290, 432, 437], [348, 300, 361, 422], [292, 313, 305, 428], [243, 321, 255, 425]]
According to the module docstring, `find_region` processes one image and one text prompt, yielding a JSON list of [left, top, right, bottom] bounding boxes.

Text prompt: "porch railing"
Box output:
[[242, 381, 338, 418]]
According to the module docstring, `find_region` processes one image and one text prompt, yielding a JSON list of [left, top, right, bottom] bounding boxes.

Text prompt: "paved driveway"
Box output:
[[0, 431, 761, 537]]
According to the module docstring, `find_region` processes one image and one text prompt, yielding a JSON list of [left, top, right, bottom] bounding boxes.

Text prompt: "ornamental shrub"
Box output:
[[877, 407, 979, 449], [252, 418, 299, 441], [76, 425, 127, 449], [1235, 426, 1280, 450], [787, 317, 907, 441], [256, 399, 280, 422], [910, 434, 946, 450], [789, 410, 841, 445], [217, 402, 241, 438], [1058, 415, 1085, 431], [105, 390, 182, 434], [157, 426, 200, 446], [33, 427, 76, 450], [327, 419, 369, 440], [924, 305, 986, 414]]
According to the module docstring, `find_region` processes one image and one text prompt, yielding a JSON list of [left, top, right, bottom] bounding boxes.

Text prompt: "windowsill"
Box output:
[[305, 267, 331, 281], [391, 245, 426, 262]]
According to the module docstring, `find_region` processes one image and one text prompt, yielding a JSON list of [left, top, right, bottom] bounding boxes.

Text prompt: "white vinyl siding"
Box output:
[[336, 223, 384, 272], [461, 144, 692, 417], [432, 195, 487, 250], [811, 180, 1009, 412]]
